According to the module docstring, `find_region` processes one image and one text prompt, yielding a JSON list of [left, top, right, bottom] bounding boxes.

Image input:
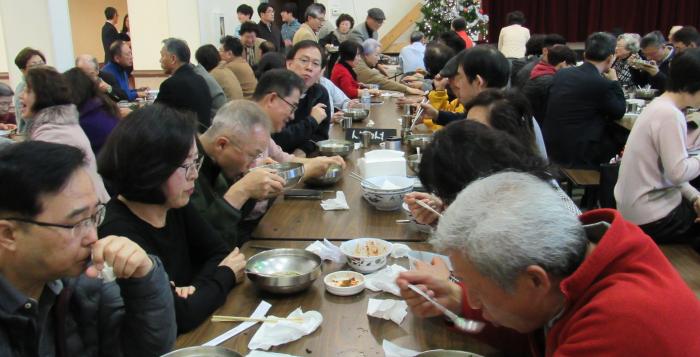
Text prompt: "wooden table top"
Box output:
[[175, 240, 498, 356], [252, 97, 431, 242]]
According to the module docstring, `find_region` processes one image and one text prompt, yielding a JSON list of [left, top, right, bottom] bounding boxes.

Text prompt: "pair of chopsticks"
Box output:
[[409, 98, 429, 131], [211, 315, 304, 323], [349, 172, 380, 189]]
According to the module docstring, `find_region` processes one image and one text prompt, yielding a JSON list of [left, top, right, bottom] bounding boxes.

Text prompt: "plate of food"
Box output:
[[323, 270, 365, 296]]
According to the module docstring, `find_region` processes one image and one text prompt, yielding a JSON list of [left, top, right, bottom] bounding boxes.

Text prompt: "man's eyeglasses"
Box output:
[[180, 155, 204, 177], [274, 93, 298, 113], [3, 204, 106, 239], [294, 57, 322, 69], [231, 142, 264, 161]]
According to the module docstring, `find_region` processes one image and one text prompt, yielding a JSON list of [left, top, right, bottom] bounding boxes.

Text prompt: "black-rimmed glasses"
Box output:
[[3, 204, 106, 239]]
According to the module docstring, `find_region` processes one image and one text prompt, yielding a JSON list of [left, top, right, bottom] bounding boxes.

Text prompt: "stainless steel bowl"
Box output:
[[305, 164, 343, 187], [407, 154, 421, 174], [246, 248, 322, 294], [161, 346, 242, 357], [259, 162, 304, 188], [316, 139, 354, 158], [634, 88, 658, 100], [416, 351, 483, 357], [407, 134, 433, 152], [343, 108, 369, 122]]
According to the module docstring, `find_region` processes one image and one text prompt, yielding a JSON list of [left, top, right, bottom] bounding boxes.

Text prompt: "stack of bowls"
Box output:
[[316, 139, 354, 158], [360, 176, 414, 211]]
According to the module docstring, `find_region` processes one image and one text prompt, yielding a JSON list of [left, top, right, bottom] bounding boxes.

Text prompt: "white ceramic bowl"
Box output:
[[340, 238, 393, 273], [323, 270, 365, 296], [361, 176, 414, 211]]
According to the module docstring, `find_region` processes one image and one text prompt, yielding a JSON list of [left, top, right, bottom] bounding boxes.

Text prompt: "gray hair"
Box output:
[[410, 31, 425, 43], [362, 39, 381, 56], [304, 3, 325, 21], [640, 31, 665, 49], [431, 172, 587, 292], [204, 100, 271, 142], [162, 38, 191, 63], [75, 54, 98, 71], [617, 33, 641, 53]]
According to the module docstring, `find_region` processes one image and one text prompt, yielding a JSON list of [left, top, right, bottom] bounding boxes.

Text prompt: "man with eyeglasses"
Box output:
[[0, 141, 176, 356], [257, 2, 283, 51], [348, 8, 385, 45], [272, 40, 331, 155], [293, 3, 326, 45]]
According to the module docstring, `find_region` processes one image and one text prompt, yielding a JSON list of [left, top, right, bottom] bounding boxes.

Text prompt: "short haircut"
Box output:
[[220, 35, 244, 56], [239, 21, 259, 36], [25, 66, 72, 113], [361, 38, 381, 56], [672, 26, 700, 47], [640, 31, 665, 49], [108, 40, 128, 62], [257, 2, 273, 16], [524, 34, 545, 56], [105, 6, 117, 20], [339, 40, 362, 62], [452, 18, 467, 31], [260, 40, 277, 54], [419, 120, 549, 204], [286, 40, 323, 60], [547, 44, 577, 66], [410, 31, 425, 43], [304, 3, 325, 21], [617, 33, 641, 53], [0, 141, 86, 218], [14, 47, 46, 71], [439, 31, 466, 53], [460, 46, 510, 88], [236, 4, 254, 17], [63, 67, 118, 117], [75, 54, 99, 71], [162, 38, 191, 63], [195, 44, 221, 71], [0, 83, 13, 97], [336, 13, 354, 29], [255, 52, 287, 79], [204, 100, 271, 141], [667, 48, 700, 94], [506, 10, 525, 25], [281, 3, 297, 17], [253, 68, 305, 101], [543, 33, 566, 48], [98, 104, 198, 204], [423, 42, 455, 77], [584, 32, 616, 61]]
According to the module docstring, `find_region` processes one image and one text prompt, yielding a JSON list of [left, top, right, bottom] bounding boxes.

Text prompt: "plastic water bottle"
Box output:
[[361, 89, 371, 111]]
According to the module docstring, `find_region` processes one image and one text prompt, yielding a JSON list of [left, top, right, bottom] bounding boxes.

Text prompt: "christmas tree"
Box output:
[[416, 0, 489, 42]]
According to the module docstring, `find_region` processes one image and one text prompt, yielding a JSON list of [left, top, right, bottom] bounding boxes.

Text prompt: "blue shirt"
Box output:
[[281, 19, 301, 41], [102, 62, 137, 101], [399, 42, 426, 73]]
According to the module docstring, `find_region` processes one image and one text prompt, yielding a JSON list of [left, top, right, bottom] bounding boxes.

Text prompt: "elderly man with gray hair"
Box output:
[[397, 171, 700, 356], [155, 37, 212, 131], [355, 39, 424, 95], [75, 53, 128, 101]]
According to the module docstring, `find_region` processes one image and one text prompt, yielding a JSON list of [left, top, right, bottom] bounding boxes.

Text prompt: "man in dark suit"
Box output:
[[156, 38, 212, 132], [543, 32, 626, 169], [257, 2, 283, 51], [101, 7, 120, 64]]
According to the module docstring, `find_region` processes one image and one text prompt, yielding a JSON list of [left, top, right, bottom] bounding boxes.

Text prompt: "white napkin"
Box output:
[[390, 243, 411, 258], [406, 251, 454, 271], [204, 301, 272, 346], [354, 142, 361, 150], [365, 264, 407, 296], [382, 340, 420, 357], [367, 298, 408, 325], [321, 191, 349, 210], [246, 351, 301, 357], [367, 119, 375, 127], [306, 239, 345, 263], [248, 308, 323, 350]]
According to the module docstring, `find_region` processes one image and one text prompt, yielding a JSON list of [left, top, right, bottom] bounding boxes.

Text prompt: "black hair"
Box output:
[[524, 34, 545, 56], [253, 69, 305, 101], [286, 40, 323, 61], [0, 141, 86, 218], [63, 68, 118, 118], [236, 4, 254, 17], [667, 48, 700, 94], [423, 42, 455, 77], [452, 18, 467, 31], [239, 21, 260, 36], [543, 33, 567, 48], [463, 88, 537, 154], [460, 46, 510, 88], [336, 13, 354, 29], [162, 38, 191, 63], [220, 35, 243, 56], [339, 40, 362, 62], [14, 47, 46, 71], [640, 31, 665, 49], [260, 41, 277, 55], [255, 52, 287, 79], [584, 32, 616, 61], [672, 26, 700, 47], [547, 45, 577, 66], [282, 3, 297, 17], [97, 104, 198, 204], [506, 10, 525, 25], [195, 44, 221, 71], [257, 2, 273, 16], [108, 40, 127, 63], [25, 67, 72, 113], [439, 31, 466, 54], [121, 14, 129, 33], [419, 120, 549, 204], [105, 7, 117, 20]]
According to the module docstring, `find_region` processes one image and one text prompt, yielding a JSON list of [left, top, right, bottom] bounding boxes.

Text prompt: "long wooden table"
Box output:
[[253, 97, 430, 241], [175, 240, 498, 356]]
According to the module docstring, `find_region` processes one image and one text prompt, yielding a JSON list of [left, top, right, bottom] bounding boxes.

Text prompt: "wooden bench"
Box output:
[[560, 168, 601, 209]]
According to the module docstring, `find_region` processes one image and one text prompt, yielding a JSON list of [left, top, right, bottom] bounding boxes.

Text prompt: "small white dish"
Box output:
[[324, 270, 365, 296]]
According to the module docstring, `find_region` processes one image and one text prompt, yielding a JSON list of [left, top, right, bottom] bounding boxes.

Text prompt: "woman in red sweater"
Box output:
[[331, 40, 363, 98]]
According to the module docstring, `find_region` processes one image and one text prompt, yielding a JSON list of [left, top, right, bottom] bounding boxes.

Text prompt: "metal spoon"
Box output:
[[407, 283, 485, 333]]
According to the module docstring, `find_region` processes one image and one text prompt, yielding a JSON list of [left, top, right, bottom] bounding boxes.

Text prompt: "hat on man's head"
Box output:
[[367, 8, 386, 21], [439, 50, 466, 78]]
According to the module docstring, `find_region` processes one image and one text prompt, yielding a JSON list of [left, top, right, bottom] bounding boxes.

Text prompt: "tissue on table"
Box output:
[[382, 340, 420, 357], [367, 298, 408, 325], [306, 239, 344, 263], [320, 191, 349, 210], [246, 351, 301, 357], [248, 308, 322, 350], [364, 264, 407, 296], [390, 243, 411, 258]]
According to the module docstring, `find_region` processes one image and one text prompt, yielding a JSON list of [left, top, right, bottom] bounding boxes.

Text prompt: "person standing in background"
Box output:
[[119, 14, 131, 41], [498, 10, 530, 59], [292, 4, 326, 45], [257, 2, 283, 51], [281, 3, 301, 48], [234, 4, 254, 39], [101, 7, 120, 63], [452, 18, 474, 49]]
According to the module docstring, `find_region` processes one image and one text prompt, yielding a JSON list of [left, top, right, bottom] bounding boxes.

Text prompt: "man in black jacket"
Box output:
[[257, 2, 283, 51], [512, 34, 567, 89], [156, 38, 212, 132], [543, 32, 626, 169], [75, 54, 128, 102], [629, 31, 675, 92], [101, 7, 120, 64], [272, 40, 330, 155]]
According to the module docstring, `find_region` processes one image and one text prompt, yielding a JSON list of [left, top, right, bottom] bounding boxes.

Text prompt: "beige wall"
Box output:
[[68, 0, 128, 62]]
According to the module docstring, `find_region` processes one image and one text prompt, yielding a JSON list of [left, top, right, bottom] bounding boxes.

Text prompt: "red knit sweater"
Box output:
[[330, 62, 359, 99], [458, 209, 700, 356]]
